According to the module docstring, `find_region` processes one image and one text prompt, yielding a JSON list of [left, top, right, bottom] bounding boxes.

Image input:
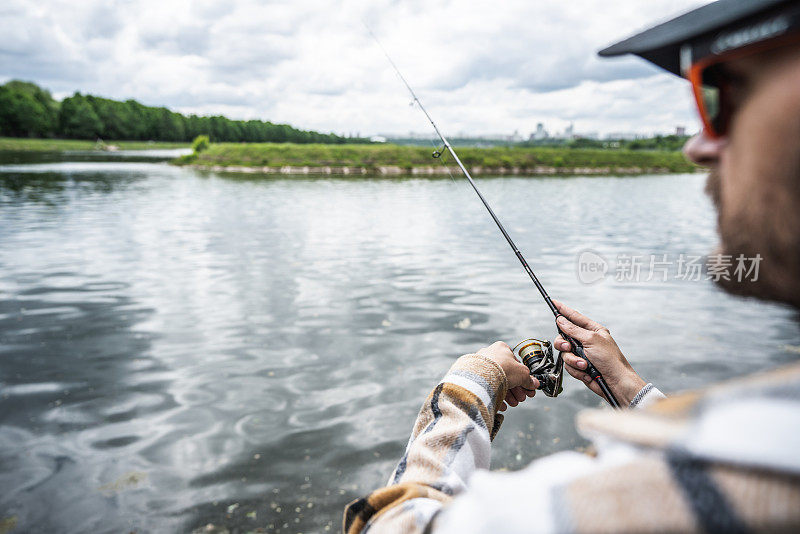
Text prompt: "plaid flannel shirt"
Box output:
[[344, 354, 800, 533]]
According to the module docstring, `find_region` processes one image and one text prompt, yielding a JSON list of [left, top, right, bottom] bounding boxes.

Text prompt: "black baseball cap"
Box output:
[[599, 0, 800, 77]]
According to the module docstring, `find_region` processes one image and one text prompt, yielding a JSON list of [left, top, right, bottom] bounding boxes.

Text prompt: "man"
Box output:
[[344, 0, 800, 531]]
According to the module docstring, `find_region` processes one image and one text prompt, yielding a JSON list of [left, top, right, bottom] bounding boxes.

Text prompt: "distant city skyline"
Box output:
[[0, 0, 708, 137], [377, 123, 693, 142]]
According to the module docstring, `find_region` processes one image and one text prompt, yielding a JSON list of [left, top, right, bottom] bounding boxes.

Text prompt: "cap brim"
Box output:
[[598, 0, 792, 76]]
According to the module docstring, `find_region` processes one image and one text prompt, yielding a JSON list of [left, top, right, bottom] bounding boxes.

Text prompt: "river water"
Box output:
[[0, 152, 798, 533]]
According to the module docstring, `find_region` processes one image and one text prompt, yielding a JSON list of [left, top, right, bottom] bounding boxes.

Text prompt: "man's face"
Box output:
[[683, 42, 800, 308]]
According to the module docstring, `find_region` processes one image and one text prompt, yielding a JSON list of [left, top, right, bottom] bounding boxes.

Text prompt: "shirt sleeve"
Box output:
[[629, 383, 666, 409], [343, 354, 508, 534]]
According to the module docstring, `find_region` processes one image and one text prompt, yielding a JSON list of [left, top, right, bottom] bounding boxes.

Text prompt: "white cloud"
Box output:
[[0, 0, 707, 137]]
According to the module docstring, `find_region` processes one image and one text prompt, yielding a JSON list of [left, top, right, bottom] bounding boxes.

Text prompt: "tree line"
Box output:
[[0, 80, 367, 144]]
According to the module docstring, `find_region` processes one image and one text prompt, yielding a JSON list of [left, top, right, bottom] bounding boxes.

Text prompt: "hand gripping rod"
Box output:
[[368, 28, 620, 409]]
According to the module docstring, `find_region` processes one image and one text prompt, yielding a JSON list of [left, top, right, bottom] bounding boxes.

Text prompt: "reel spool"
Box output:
[[513, 338, 564, 398]]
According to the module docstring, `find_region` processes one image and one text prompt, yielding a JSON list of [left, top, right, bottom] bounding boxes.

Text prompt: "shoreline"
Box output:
[[183, 163, 695, 176], [0, 138, 698, 176], [175, 142, 698, 175]]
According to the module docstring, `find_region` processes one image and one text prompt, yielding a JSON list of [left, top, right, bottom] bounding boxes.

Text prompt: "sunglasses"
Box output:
[[686, 31, 800, 139]]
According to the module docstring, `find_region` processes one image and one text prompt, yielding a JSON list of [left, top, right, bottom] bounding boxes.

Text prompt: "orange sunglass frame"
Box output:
[[688, 31, 800, 139]]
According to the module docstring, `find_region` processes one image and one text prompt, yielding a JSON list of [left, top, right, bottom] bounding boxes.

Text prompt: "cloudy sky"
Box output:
[[1, 0, 708, 138]]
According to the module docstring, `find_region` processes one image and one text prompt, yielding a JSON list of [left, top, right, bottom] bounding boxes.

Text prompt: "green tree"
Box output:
[[0, 81, 369, 144], [0, 87, 53, 137], [192, 134, 210, 153], [0, 80, 59, 137], [59, 93, 103, 139]]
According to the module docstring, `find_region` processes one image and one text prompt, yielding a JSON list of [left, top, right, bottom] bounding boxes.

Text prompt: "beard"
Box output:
[[705, 168, 800, 309]]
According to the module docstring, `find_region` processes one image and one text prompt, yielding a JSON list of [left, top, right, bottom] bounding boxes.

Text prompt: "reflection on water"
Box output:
[[0, 157, 798, 532]]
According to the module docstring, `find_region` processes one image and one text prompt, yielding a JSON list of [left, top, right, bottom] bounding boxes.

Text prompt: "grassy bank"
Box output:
[[175, 142, 697, 175], [0, 137, 190, 151]]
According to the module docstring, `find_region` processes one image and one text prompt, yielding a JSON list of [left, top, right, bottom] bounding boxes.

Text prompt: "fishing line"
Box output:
[[365, 24, 620, 409]]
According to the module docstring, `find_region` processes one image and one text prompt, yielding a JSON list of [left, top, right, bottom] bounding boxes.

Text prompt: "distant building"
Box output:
[[529, 122, 549, 141], [675, 126, 687, 136], [370, 135, 387, 143], [506, 129, 523, 142]]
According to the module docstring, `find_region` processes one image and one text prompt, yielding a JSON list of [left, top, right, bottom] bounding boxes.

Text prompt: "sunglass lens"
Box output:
[[701, 85, 721, 129], [700, 67, 726, 136]]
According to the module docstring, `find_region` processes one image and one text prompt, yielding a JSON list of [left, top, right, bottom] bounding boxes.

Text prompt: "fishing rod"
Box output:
[[367, 27, 621, 409]]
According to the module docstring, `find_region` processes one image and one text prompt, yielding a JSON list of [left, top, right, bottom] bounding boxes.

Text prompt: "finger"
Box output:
[[511, 386, 526, 403], [478, 341, 515, 361], [565, 364, 603, 397], [522, 374, 539, 397], [505, 392, 519, 407], [519, 368, 539, 391], [565, 363, 594, 389], [562, 352, 587, 370], [522, 375, 540, 391], [553, 300, 606, 332], [491, 340, 512, 354], [556, 314, 592, 343], [498, 401, 508, 412], [554, 335, 571, 352]]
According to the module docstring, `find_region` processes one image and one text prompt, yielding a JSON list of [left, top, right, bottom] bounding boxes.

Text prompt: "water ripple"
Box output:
[[0, 165, 798, 533]]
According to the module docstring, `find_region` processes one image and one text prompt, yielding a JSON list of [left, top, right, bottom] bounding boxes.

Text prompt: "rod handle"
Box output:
[[568, 337, 601, 380]]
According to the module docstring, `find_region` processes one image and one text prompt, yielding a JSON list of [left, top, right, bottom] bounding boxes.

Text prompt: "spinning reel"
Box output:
[[513, 338, 564, 398]]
